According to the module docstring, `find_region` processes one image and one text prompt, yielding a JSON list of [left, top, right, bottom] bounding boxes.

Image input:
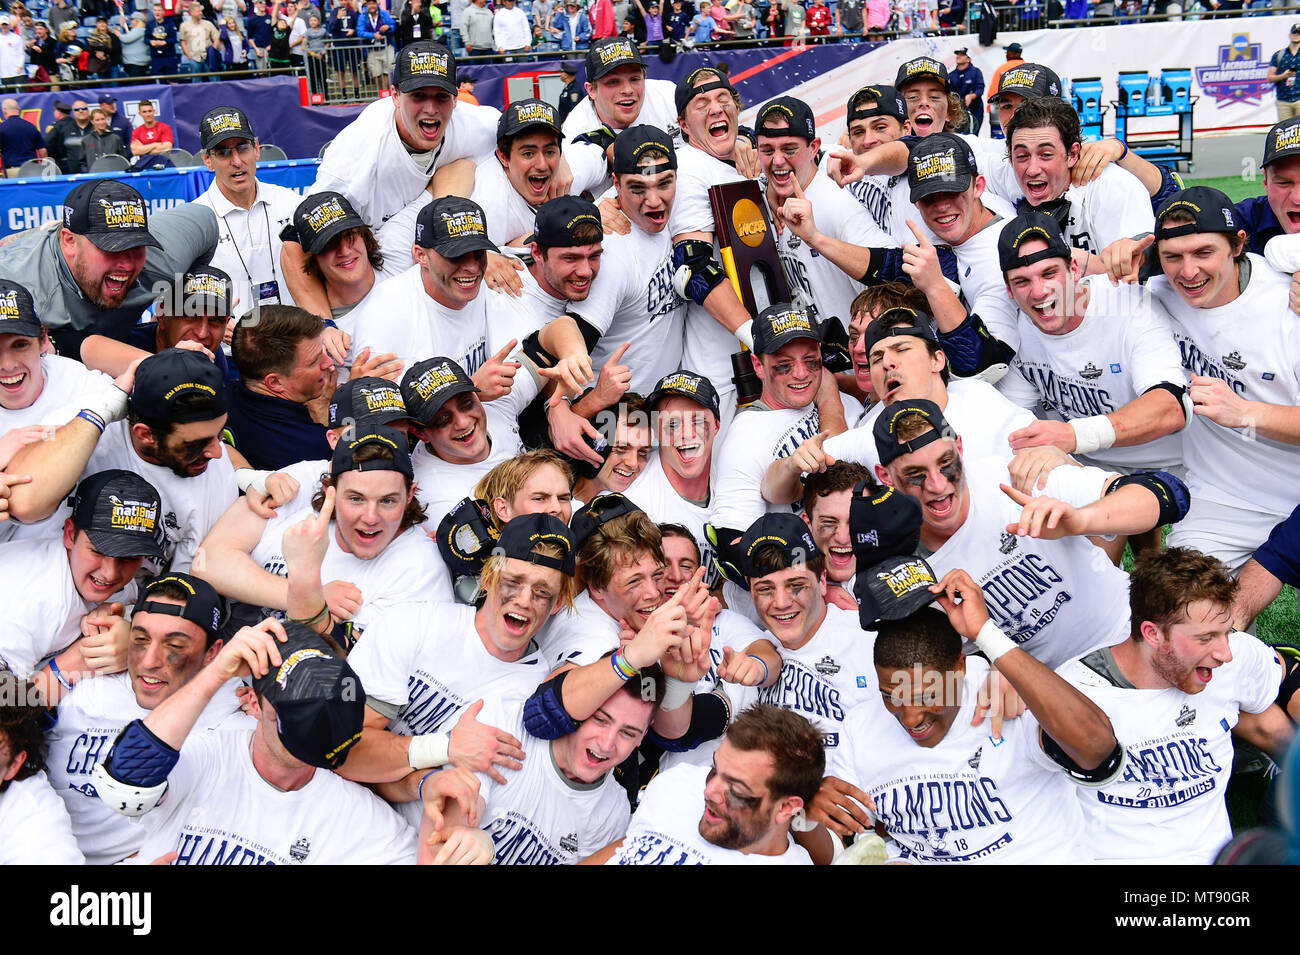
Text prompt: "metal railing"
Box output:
[[305, 36, 395, 105]]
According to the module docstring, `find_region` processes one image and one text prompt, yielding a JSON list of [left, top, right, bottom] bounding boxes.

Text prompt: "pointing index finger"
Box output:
[[905, 218, 931, 246], [491, 339, 519, 364]]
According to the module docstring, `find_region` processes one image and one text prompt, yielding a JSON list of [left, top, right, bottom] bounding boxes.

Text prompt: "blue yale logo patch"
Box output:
[[1109, 363, 1122, 373], [856, 675, 868, 688]]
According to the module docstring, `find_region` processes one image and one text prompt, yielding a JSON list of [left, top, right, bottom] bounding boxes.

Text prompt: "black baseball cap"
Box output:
[[570, 492, 643, 549], [737, 512, 821, 581], [250, 622, 367, 769], [1004, 42, 1023, 54], [560, 60, 579, 75], [1155, 186, 1240, 240], [847, 84, 907, 124], [291, 192, 366, 256], [848, 481, 922, 567], [863, 306, 939, 354], [752, 302, 823, 355], [329, 377, 414, 430], [756, 96, 816, 141], [1291, 22, 1300, 33], [330, 425, 414, 479], [611, 124, 677, 175], [647, 369, 721, 421], [873, 398, 957, 466], [998, 212, 1072, 273], [990, 63, 1063, 103], [437, 497, 500, 576], [97, 92, 117, 105], [855, 555, 938, 628], [586, 36, 643, 82], [1263, 117, 1300, 168], [199, 105, 256, 150], [62, 179, 162, 253], [393, 41, 457, 95], [130, 347, 227, 424], [132, 572, 227, 641], [53, 99, 71, 112], [953, 47, 969, 55], [531, 196, 603, 247], [415, 196, 497, 257], [497, 98, 561, 140], [70, 469, 166, 559], [498, 513, 577, 575], [895, 56, 950, 92], [0, 279, 42, 338], [401, 356, 479, 424], [675, 66, 735, 116], [907, 132, 977, 202], [173, 265, 234, 317]]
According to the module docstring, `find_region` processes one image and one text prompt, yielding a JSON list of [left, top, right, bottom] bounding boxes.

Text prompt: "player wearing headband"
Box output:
[[44, 573, 248, 864]]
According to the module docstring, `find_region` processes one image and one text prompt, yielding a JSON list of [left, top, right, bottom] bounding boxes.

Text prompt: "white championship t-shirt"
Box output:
[[711, 400, 821, 533], [1058, 632, 1282, 864], [0, 537, 97, 680], [609, 761, 812, 865], [0, 771, 85, 865]]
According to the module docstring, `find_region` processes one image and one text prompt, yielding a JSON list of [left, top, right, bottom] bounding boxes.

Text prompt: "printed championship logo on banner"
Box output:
[[305, 198, 347, 235], [414, 362, 461, 399], [108, 495, 160, 533], [914, 150, 957, 182], [98, 198, 147, 231], [1195, 33, 1271, 105]]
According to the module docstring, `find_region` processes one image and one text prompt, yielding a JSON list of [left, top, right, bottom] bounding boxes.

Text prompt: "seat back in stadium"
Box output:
[[89, 154, 132, 173], [167, 147, 200, 167], [258, 144, 288, 162], [16, 158, 60, 178]]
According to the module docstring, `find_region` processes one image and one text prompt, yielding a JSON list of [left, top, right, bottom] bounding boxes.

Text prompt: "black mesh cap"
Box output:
[[291, 192, 365, 256], [569, 492, 643, 548], [70, 469, 166, 559], [752, 302, 823, 355], [530, 196, 603, 247], [1155, 186, 1241, 240], [250, 622, 367, 769], [129, 347, 227, 424], [855, 555, 939, 629], [199, 105, 256, 150], [848, 481, 922, 567], [907, 132, 977, 202], [647, 369, 721, 420], [997, 212, 1073, 273], [990, 63, 1062, 103], [174, 265, 234, 318], [497, 513, 577, 575], [895, 56, 950, 92], [132, 572, 227, 640], [1263, 116, 1300, 168], [393, 41, 457, 94], [586, 36, 643, 81], [400, 356, 479, 425], [675, 66, 736, 116], [414, 196, 497, 257], [62, 179, 162, 253], [497, 98, 561, 140], [0, 278, 41, 337], [755, 96, 816, 141], [328, 377, 415, 430], [611, 125, 677, 175], [330, 425, 414, 479], [437, 497, 500, 577], [847, 84, 908, 124], [873, 398, 957, 466], [737, 512, 821, 580]]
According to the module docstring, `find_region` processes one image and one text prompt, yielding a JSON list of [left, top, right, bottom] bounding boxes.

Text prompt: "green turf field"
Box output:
[[1184, 174, 1257, 204]]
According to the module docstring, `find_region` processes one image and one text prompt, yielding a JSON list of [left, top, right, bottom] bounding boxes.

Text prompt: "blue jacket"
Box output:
[[358, 8, 397, 47], [550, 8, 590, 50], [1236, 194, 1284, 255]]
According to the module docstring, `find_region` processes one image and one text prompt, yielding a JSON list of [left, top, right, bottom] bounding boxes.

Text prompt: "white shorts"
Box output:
[[367, 45, 395, 78], [1166, 493, 1289, 574]]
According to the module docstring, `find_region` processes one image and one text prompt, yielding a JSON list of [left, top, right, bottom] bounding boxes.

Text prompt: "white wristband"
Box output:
[[973, 619, 1018, 663], [661, 676, 695, 711], [83, 385, 129, 424], [407, 731, 451, 770], [735, 318, 755, 352], [235, 468, 272, 496], [1069, 414, 1116, 456]]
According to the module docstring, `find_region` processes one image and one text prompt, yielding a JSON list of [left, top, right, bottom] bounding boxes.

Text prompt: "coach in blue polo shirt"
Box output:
[[221, 304, 336, 470]]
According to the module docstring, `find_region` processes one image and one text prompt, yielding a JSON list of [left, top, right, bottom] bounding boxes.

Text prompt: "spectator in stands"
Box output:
[[0, 16, 25, 89], [47, 0, 79, 40], [806, 0, 831, 39], [212, 0, 249, 16], [551, 0, 592, 49], [17, 9, 37, 48], [222, 15, 249, 69], [179, 1, 221, 78], [358, 0, 396, 93], [938, 0, 965, 27], [46, 99, 91, 175], [666, 0, 690, 37], [400, 0, 435, 47], [84, 17, 119, 79], [268, 10, 293, 69], [329, 0, 361, 92], [0, 98, 47, 176], [641, 0, 665, 41], [81, 107, 128, 172], [148, 2, 180, 77], [458, 72, 478, 103], [689, 4, 723, 40], [864, 0, 888, 36], [26, 21, 58, 86], [249, 0, 274, 70], [533, 0, 558, 48], [1269, 25, 1300, 122], [304, 12, 328, 87], [294, 0, 324, 27], [951, 47, 984, 135], [987, 42, 1024, 137], [781, 0, 806, 44], [462, 0, 494, 54], [833, 0, 864, 37], [54, 23, 82, 84], [494, 0, 531, 56], [119, 14, 152, 77], [130, 99, 174, 157]]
